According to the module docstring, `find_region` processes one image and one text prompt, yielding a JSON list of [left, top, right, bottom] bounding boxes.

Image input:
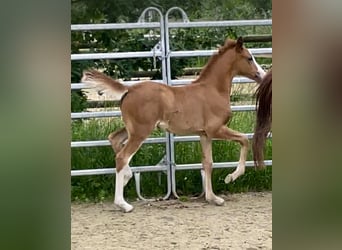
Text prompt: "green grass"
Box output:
[[71, 111, 272, 202]]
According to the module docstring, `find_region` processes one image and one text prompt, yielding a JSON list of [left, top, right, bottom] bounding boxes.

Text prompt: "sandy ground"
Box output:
[[71, 192, 272, 250]]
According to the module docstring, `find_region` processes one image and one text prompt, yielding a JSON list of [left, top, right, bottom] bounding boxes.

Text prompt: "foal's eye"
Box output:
[[248, 57, 253, 62]]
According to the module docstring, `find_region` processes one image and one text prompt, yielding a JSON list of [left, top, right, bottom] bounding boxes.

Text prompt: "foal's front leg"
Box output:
[[200, 135, 224, 206], [212, 126, 249, 183]]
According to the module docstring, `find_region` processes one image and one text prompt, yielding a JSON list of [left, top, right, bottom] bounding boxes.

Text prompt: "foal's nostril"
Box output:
[[255, 72, 263, 83]]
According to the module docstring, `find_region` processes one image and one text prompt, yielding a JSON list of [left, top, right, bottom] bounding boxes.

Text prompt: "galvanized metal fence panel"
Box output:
[[71, 6, 272, 200]]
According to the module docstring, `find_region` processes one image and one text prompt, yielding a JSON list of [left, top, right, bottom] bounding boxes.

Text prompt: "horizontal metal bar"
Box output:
[[71, 137, 167, 148], [71, 19, 271, 31], [71, 51, 162, 61], [71, 48, 271, 61], [71, 140, 110, 147], [170, 76, 258, 86], [172, 133, 261, 142], [71, 83, 93, 90], [71, 133, 272, 148], [71, 80, 165, 90], [231, 105, 256, 111], [71, 22, 161, 31], [173, 133, 272, 142], [71, 111, 121, 119], [169, 48, 272, 58], [71, 165, 168, 177], [71, 105, 256, 119], [175, 160, 272, 171], [167, 19, 272, 28], [71, 160, 272, 176]]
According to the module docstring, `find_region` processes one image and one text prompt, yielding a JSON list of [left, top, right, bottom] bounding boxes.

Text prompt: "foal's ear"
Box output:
[[236, 36, 243, 53]]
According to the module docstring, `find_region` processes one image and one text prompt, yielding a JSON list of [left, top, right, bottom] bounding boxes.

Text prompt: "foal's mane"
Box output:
[[193, 39, 237, 83]]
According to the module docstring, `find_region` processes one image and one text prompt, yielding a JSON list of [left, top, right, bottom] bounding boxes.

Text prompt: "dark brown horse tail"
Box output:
[[252, 70, 272, 169], [81, 69, 128, 101]]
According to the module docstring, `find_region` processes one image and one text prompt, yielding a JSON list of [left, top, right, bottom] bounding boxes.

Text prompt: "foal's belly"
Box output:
[[156, 120, 204, 135]]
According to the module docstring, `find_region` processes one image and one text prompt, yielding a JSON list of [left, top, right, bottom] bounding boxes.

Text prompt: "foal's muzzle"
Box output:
[[254, 72, 263, 84]]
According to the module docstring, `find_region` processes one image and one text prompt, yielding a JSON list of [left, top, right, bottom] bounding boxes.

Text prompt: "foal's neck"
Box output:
[[193, 52, 235, 94]]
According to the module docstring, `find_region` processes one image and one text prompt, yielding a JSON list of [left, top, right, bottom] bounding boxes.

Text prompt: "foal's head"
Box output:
[[230, 37, 264, 83]]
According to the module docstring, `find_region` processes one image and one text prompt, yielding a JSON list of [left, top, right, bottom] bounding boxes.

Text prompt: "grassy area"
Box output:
[[71, 108, 272, 202]]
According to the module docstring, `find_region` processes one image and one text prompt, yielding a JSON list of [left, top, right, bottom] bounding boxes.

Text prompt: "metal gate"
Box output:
[[71, 7, 272, 200]]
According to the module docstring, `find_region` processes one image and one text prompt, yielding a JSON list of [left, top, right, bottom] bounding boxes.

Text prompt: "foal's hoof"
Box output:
[[207, 196, 225, 206], [115, 202, 134, 213], [224, 174, 233, 184], [123, 205, 134, 213], [214, 197, 225, 206]]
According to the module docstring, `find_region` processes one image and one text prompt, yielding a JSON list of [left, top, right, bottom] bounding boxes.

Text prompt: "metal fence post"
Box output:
[[164, 7, 190, 198]]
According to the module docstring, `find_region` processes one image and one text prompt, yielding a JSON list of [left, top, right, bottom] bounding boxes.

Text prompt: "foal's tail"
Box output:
[[81, 69, 128, 101], [252, 70, 272, 170]]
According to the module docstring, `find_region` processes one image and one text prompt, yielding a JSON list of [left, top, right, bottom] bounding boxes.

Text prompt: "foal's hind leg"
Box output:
[[212, 126, 249, 183], [114, 128, 153, 212], [108, 128, 131, 186], [200, 135, 224, 206]]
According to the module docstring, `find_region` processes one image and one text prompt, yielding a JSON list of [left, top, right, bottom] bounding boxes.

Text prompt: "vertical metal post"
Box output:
[[138, 7, 171, 200], [164, 7, 190, 198]]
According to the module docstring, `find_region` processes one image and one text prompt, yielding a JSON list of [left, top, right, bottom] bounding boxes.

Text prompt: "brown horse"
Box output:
[[82, 37, 264, 212], [252, 69, 272, 169]]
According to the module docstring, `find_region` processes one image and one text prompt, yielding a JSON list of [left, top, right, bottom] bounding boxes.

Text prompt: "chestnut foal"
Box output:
[[82, 37, 264, 212]]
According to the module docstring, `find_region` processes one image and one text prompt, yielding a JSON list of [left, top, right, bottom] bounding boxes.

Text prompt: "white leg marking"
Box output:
[[114, 154, 134, 212], [123, 165, 132, 187], [114, 168, 133, 212], [205, 169, 224, 206], [200, 135, 224, 206], [224, 162, 246, 184]]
